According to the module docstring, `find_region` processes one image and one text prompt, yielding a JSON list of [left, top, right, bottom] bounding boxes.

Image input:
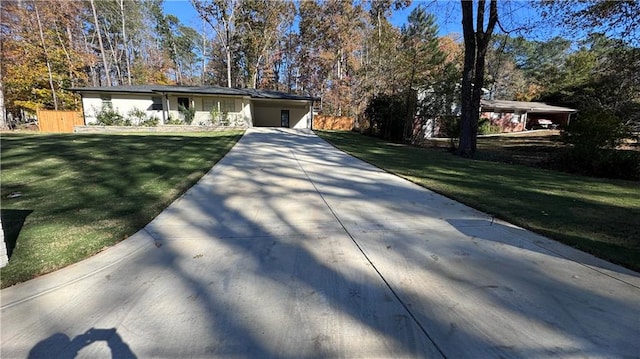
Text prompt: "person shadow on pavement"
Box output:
[[28, 328, 136, 359]]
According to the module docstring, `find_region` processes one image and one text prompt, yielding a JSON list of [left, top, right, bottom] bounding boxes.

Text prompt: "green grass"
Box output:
[[317, 131, 640, 271], [0, 131, 242, 287]]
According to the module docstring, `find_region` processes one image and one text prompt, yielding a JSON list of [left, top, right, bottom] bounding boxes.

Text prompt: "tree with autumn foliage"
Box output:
[[235, 0, 295, 89], [298, 0, 366, 116], [1, 1, 92, 118]]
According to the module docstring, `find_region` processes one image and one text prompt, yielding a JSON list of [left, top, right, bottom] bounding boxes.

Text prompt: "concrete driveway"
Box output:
[[2, 128, 639, 358]]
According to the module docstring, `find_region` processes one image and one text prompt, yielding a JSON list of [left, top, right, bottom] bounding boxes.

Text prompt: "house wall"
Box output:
[[81, 93, 161, 124], [81, 95, 103, 124], [481, 111, 526, 132], [80, 92, 311, 128], [165, 95, 250, 126], [252, 100, 311, 128]]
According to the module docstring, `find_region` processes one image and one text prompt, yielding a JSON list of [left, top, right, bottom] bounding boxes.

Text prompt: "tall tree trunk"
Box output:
[[251, 54, 263, 89], [120, 0, 132, 85], [376, 9, 382, 94], [82, 32, 99, 86], [225, 24, 232, 88], [0, 66, 6, 129], [201, 19, 207, 85], [0, 2, 8, 127], [404, 49, 417, 143], [34, 2, 58, 110], [458, 0, 476, 157], [90, 0, 111, 86], [172, 42, 183, 85], [54, 22, 73, 87], [458, 0, 498, 157], [226, 5, 234, 88], [105, 30, 123, 84]]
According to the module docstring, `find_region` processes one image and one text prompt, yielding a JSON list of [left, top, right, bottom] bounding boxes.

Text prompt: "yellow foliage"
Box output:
[[13, 101, 43, 112]]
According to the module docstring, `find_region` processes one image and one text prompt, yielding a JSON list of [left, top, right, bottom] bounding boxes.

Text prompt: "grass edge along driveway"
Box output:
[[316, 130, 640, 272], [1, 131, 243, 288]]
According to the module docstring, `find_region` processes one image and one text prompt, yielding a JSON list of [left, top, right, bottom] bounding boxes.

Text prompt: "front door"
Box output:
[[280, 110, 289, 128]]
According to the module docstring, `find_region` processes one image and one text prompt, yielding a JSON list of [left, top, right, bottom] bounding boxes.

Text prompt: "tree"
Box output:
[[90, 0, 111, 86], [34, 2, 58, 109], [458, 0, 498, 157], [367, 0, 411, 94], [193, 0, 237, 88], [540, 35, 640, 130], [1, 1, 92, 117], [119, 0, 132, 85], [298, 0, 366, 115], [398, 7, 443, 141], [539, 0, 640, 46], [0, 64, 6, 129], [235, 0, 294, 89]]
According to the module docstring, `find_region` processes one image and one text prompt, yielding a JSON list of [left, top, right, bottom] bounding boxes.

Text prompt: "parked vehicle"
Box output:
[[530, 118, 554, 129]]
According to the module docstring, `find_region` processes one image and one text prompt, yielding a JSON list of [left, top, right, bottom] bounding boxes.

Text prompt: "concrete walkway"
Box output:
[[2, 128, 639, 358]]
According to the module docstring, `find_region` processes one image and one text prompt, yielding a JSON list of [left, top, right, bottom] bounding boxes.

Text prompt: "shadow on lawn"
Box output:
[[317, 131, 640, 271], [6, 129, 638, 358], [0, 132, 242, 287], [1, 209, 32, 259]]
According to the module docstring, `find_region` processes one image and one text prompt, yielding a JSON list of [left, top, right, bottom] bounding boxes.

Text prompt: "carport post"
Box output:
[[309, 100, 313, 130]]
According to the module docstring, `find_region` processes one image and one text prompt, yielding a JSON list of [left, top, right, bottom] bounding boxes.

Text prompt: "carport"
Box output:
[[247, 90, 317, 129]]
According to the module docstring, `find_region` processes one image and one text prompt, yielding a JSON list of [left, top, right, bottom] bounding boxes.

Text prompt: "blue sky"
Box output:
[[162, 0, 455, 35], [162, 0, 547, 41]]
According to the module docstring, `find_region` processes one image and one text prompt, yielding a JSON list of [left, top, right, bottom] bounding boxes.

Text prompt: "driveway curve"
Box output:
[[2, 128, 639, 358]]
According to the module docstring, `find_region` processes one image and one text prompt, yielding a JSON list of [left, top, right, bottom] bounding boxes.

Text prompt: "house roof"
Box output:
[[481, 100, 577, 113], [69, 85, 319, 101]]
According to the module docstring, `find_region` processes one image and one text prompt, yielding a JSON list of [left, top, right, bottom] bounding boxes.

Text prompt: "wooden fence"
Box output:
[[37, 110, 84, 133], [313, 115, 354, 130]]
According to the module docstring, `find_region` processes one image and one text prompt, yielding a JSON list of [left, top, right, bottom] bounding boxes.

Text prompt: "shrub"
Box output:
[[178, 105, 195, 125], [363, 92, 413, 141], [549, 148, 640, 181], [478, 117, 491, 135], [127, 108, 148, 126], [140, 116, 159, 127], [165, 115, 183, 125], [562, 111, 630, 150], [219, 113, 230, 126], [437, 115, 460, 149], [95, 107, 128, 126], [210, 108, 221, 124], [551, 111, 639, 180]]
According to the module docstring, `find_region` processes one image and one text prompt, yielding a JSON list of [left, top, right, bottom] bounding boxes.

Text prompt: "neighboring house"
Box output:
[[480, 100, 577, 133], [420, 99, 578, 138], [70, 85, 319, 129]]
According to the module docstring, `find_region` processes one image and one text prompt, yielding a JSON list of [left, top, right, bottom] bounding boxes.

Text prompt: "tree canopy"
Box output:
[[0, 0, 637, 143]]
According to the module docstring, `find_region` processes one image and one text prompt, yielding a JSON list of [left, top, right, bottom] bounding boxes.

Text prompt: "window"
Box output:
[[221, 99, 235, 113], [151, 96, 163, 110], [177, 97, 190, 109], [512, 113, 521, 123], [101, 94, 112, 109], [203, 98, 216, 112]]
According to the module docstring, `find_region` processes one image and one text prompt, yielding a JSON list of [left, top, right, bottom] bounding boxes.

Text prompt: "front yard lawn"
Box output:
[[317, 130, 640, 271], [1, 131, 242, 287]]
